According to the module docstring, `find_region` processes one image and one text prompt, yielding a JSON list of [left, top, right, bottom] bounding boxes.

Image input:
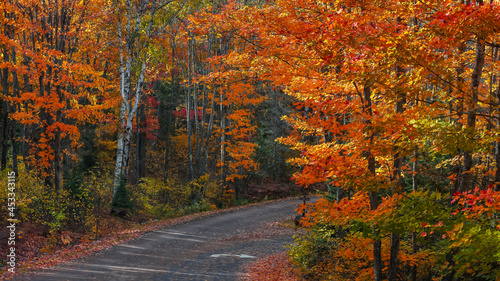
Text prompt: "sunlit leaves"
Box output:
[[196, 0, 500, 279], [2, 0, 114, 178]]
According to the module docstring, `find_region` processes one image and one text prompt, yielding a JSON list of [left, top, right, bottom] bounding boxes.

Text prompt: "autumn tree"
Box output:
[[195, 0, 500, 279], [0, 0, 112, 192]]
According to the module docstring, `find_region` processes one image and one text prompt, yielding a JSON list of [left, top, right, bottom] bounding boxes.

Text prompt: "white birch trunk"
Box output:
[[112, 0, 171, 199], [113, 60, 145, 198], [113, 5, 130, 196], [113, 101, 126, 196], [122, 61, 146, 177]]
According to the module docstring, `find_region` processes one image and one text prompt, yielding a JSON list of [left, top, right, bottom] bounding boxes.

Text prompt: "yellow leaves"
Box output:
[[447, 222, 464, 242], [60, 234, 72, 245]]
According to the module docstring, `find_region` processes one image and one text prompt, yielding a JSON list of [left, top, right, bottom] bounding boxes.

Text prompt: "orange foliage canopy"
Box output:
[[193, 0, 500, 279], [0, 0, 115, 183]]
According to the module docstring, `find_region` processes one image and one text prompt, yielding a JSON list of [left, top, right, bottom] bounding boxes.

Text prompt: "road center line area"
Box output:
[[18, 198, 310, 281], [209, 254, 257, 259]]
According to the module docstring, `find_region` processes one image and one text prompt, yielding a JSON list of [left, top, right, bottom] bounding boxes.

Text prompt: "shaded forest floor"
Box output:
[[1, 180, 319, 280]]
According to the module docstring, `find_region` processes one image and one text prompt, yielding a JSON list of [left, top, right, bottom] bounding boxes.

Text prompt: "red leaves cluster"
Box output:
[[172, 107, 204, 121], [451, 187, 500, 220]]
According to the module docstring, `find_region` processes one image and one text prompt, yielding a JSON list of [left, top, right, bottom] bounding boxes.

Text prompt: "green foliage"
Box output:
[[111, 176, 134, 217], [197, 174, 235, 208], [232, 197, 250, 206], [253, 89, 296, 181], [451, 226, 500, 280], [0, 170, 10, 221], [0, 161, 112, 236], [289, 232, 334, 270], [131, 175, 229, 219], [156, 81, 183, 139], [178, 199, 216, 215], [404, 152, 456, 194], [10, 163, 68, 233], [63, 165, 93, 230], [379, 191, 452, 237], [288, 226, 339, 280], [133, 177, 191, 218], [435, 219, 500, 280]]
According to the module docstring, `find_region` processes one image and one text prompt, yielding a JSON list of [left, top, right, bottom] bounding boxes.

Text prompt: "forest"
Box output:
[[2, 0, 500, 280]]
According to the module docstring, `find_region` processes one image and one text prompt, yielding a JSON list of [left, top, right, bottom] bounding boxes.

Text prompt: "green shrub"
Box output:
[[111, 176, 134, 217], [288, 225, 338, 279], [132, 175, 226, 219]]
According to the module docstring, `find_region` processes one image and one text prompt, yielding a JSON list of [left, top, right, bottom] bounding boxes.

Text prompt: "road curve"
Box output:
[[18, 198, 308, 281]]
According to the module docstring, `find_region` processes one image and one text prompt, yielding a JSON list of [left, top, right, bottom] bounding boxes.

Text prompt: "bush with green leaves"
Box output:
[[131, 175, 224, 219]]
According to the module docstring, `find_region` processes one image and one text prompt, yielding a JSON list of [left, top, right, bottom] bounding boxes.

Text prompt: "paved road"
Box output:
[[18, 198, 308, 281]]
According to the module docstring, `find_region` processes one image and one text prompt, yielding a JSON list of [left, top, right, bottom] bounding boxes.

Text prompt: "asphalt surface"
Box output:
[[18, 198, 308, 281]]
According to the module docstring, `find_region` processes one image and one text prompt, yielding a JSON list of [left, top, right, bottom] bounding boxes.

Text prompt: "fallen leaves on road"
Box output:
[[220, 216, 305, 242], [242, 252, 304, 281]]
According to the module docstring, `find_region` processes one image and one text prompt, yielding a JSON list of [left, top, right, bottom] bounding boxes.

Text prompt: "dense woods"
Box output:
[[2, 0, 500, 280]]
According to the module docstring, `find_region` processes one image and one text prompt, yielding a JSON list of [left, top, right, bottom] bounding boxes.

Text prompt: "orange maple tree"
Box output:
[[1, 0, 113, 191], [192, 0, 500, 280]]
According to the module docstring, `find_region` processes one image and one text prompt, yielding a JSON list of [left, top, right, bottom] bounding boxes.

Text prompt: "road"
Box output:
[[18, 198, 307, 281]]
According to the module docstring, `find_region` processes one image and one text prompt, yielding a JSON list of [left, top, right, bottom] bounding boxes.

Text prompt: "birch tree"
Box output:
[[112, 0, 179, 199]]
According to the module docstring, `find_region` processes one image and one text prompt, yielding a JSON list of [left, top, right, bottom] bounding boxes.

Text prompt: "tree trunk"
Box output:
[[133, 103, 146, 185], [10, 37, 19, 174], [164, 34, 177, 182], [139, 113, 146, 179], [124, 62, 146, 178], [363, 83, 383, 281], [20, 39, 30, 163], [113, 56, 146, 198], [494, 50, 500, 189], [460, 38, 485, 192], [1, 48, 9, 171], [113, 54, 129, 195], [10, 122, 18, 175], [186, 37, 195, 182], [369, 177, 383, 281], [198, 34, 213, 177], [220, 87, 227, 186], [197, 81, 208, 176], [53, 83, 63, 193], [164, 104, 172, 182], [411, 147, 418, 280], [112, 13, 132, 193], [112, 0, 162, 200], [0, 99, 8, 171], [114, 101, 126, 196], [204, 89, 216, 175], [273, 141, 278, 181], [193, 72, 201, 179], [54, 129, 62, 193], [389, 59, 406, 281], [496, 73, 500, 188]]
